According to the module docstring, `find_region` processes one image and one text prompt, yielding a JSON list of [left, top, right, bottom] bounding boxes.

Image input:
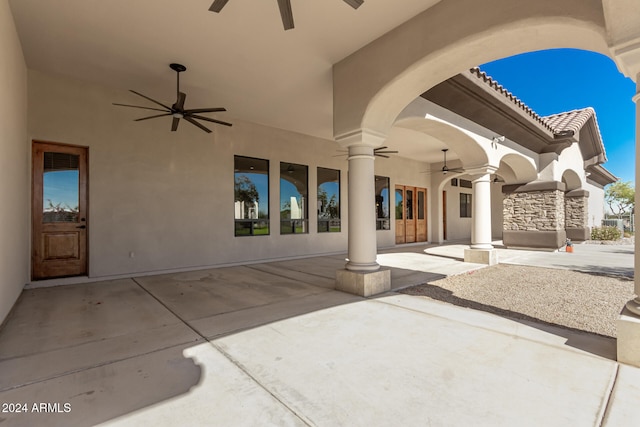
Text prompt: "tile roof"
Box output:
[[469, 67, 611, 173], [543, 107, 597, 135], [469, 67, 555, 133]]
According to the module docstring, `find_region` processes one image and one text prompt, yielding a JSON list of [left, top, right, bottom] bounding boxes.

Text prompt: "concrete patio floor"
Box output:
[[0, 246, 639, 426]]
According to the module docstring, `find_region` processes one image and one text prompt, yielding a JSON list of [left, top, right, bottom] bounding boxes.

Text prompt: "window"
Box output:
[[234, 156, 269, 236], [376, 176, 390, 230], [317, 167, 340, 232], [460, 193, 472, 218], [460, 179, 472, 188], [280, 162, 308, 234], [450, 178, 458, 187]]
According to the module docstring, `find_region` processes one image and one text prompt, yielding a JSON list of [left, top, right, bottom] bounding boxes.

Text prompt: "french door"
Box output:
[[395, 185, 427, 244]]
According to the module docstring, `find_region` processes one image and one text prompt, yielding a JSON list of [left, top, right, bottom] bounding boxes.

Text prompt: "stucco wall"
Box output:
[[443, 180, 472, 241], [28, 70, 352, 279], [0, 0, 29, 323], [585, 180, 606, 229]]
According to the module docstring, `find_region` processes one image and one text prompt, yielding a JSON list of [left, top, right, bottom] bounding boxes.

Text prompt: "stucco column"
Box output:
[[334, 129, 390, 297], [345, 142, 379, 271], [470, 172, 494, 250], [464, 167, 497, 265], [629, 85, 640, 316]]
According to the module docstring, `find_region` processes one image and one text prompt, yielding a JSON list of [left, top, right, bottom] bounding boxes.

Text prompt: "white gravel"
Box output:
[[400, 263, 635, 338]]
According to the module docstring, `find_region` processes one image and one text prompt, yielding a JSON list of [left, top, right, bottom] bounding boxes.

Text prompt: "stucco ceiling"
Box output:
[[9, 0, 441, 141]]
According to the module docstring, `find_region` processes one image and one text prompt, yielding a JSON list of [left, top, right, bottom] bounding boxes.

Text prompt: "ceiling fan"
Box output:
[[113, 63, 232, 134], [333, 146, 399, 159], [209, 0, 364, 30], [438, 149, 465, 175], [422, 149, 465, 174]]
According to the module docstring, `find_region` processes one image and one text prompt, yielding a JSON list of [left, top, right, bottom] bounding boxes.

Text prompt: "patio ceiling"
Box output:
[[8, 0, 441, 140]]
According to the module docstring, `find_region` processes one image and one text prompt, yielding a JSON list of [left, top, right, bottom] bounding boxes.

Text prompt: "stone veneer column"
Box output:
[[334, 130, 390, 297], [564, 189, 590, 241], [502, 181, 566, 249]]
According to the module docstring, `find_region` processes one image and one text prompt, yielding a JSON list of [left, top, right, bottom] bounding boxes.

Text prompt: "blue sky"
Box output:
[[480, 48, 636, 185]]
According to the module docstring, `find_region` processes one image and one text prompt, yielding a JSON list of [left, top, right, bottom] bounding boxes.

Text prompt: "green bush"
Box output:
[[591, 226, 622, 241]]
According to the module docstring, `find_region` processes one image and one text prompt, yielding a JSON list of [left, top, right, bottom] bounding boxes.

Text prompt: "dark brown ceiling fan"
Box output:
[[113, 63, 232, 134], [209, 0, 364, 30]]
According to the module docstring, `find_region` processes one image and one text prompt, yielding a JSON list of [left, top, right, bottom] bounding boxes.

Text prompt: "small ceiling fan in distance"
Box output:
[[422, 149, 465, 175], [209, 0, 364, 30], [113, 63, 232, 134]]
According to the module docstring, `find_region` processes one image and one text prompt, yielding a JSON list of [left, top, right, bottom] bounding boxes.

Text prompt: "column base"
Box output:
[[464, 248, 498, 265], [336, 269, 391, 297], [617, 305, 640, 367], [566, 227, 590, 242], [345, 261, 380, 272]]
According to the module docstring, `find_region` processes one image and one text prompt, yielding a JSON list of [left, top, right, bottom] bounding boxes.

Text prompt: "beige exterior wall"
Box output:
[[585, 181, 606, 229], [0, 0, 29, 323], [28, 71, 352, 279]]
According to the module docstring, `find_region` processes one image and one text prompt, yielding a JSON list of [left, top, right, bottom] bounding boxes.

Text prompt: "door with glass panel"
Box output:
[[396, 185, 427, 244], [395, 185, 405, 244], [416, 188, 427, 241], [32, 142, 88, 279]]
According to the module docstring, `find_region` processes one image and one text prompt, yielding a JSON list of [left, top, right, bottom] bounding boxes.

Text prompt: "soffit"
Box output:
[[8, 0, 441, 140]]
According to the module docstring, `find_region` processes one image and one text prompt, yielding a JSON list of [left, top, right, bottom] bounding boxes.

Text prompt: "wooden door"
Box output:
[[416, 188, 427, 242], [404, 187, 416, 243], [395, 186, 405, 244], [442, 191, 447, 241], [32, 142, 88, 280]]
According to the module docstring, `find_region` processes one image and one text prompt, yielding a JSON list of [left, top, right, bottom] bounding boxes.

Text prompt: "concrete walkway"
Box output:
[[0, 246, 638, 426]]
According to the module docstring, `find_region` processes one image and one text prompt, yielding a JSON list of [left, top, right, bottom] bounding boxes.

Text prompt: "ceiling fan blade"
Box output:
[[134, 113, 172, 122], [375, 150, 398, 154], [190, 114, 233, 127], [343, 0, 364, 9], [183, 107, 227, 114], [184, 117, 212, 133], [129, 90, 172, 110], [375, 146, 388, 150], [375, 154, 390, 158], [174, 92, 186, 111], [112, 103, 168, 112], [209, 0, 229, 12], [277, 0, 294, 30], [172, 117, 180, 132]]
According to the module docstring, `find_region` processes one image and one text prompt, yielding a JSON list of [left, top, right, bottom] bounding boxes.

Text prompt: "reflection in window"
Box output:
[[460, 193, 472, 218], [317, 167, 340, 232], [43, 152, 80, 223], [234, 156, 269, 236], [376, 176, 390, 230], [418, 191, 425, 220], [281, 162, 308, 234], [406, 189, 414, 220]]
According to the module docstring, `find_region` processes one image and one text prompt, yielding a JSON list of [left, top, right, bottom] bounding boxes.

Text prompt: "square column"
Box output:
[[565, 189, 590, 241], [502, 181, 567, 250]]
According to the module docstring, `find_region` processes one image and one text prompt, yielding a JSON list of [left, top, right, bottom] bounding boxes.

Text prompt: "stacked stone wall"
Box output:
[[503, 190, 565, 231], [565, 195, 588, 228]]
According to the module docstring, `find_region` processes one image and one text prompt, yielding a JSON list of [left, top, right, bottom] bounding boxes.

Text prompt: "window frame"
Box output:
[[234, 155, 270, 237]]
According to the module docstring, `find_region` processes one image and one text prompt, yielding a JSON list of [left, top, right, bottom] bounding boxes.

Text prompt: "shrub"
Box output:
[[591, 226, 622, 241]]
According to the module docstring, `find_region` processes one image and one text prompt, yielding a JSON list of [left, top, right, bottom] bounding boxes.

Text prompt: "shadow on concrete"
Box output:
[[0, 280, 203, 427], [398, 283, 617, 360]]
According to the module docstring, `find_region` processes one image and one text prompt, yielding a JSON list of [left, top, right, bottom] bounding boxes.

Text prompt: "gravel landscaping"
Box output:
[[400, 262, 635, 338]]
